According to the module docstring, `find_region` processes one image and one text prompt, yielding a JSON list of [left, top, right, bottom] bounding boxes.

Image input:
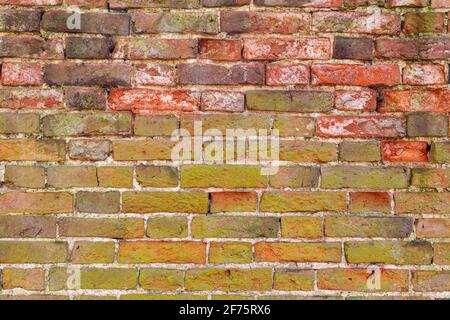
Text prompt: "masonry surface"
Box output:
[[0, 0, 449, 300]]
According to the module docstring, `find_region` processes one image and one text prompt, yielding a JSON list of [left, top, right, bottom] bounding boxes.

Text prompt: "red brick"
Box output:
[[199, 39, 241, 61], [311, 64, 400, 86], [254, 0, 342, 7], [266, 63, 309, 85], [1, 62, 42, 86], [113, 38, 197, 60], [335, 90, 377, 112], [379, 89, 450, 113], [382, 141, 428, 162], [402, 64, 445, 86], [317, 116, 405, 138], [0, 89, 63, 109], [350, 192, 391, 214], [134, 64, 176, 86]]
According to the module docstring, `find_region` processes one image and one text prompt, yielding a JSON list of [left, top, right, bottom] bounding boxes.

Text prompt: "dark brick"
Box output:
[[65, 87, 106, 110], [0, 10, 42, 32], [333, 37, 374, 60], [65, 37, 113, 59]]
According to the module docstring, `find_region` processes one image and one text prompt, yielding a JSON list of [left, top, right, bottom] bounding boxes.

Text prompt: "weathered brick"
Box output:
[[45, 63, 131, 87], [274, 270, 315, 291], [433, 243, 450, 265], [81, 268, 137, 289], [339, 141, 381, 162], [118, 241, 206, 264], [192, 216, 278, 238], [122, 192, 209, 213], [136, 166, 178, 188], [0, 216, 56, 238], [68, 140, 111, 161], [112, 139, 180, 161], [76, 192, 120, 214], [431, 0, 450, 7], [65, 87, 106, 110], [47, 166, 97, 188], [4, 165, 45, 189], [321, 166, 409, 189], [1, 62, 42, 86], [376, 37, 450, 60], [269, 166, 320, 188], [140, 269, 184, 291], [0, 241, 68, 263], [335, 90, 377, 112], [97, 166, 133, 188], [325, 217, 413, 238], [317, 116, 405, 138], [201, 91, 245, 112], [0, 139, 65, 161], [71, 241, 115, 264], [134, 64, 176, 86], [273, 116, 315, 137], [243, 38, 331, 60], [266, 63, 309, 85], [281, 217, 323, 239], [403, 13, 445, 34], [255, 242, 341, 263], [381, 141, 428, 162], [416, 219, 450, 238], [109, 89, 199, 113], [134, 115, 179, 136], [65, 37, 113, 59], [395, 192, 450, 215], [120, 293, 206, 300], [185, 268, 272, 291], [254, 0, 342, 7], [210, 192, 257, 213], [2, 268, 45, 291], [345, 241, 433, 265], [59, 218, 144, 239], [42, 11, 130, 35], [179, 63, 264, 85], [387, 0, 427, 6], [0, 10, 41, 32], [0, 35, 43, 58], [413, 271, 450, 292], [0, 192, 72, 214], [260, 192, 346, 212], [0, 113, 40, 134], [403, 64, 445, 86], [199, 39, 241, 61], [246, 90, 333, 112], [204, 0, 249, 6], [146, 217, 188, 238], [68, 0, 106, 7], [209, 242, 252, 264], [333, 37, 374, 60], [181, 165, 267, 188], [312, 64, 400, 86], [113, 38, 197, 60], [221, 12, 310, 34], [318, 269, 409, 292], [349, 192, 391, 214], [0, 88, 63, 109], [430, 142, 450, 163], [132, 12, 218, 34], [379, 89, 450, 113], [407, 113, 448, 137]]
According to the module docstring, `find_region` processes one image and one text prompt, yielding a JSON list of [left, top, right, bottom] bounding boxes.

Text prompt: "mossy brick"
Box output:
[[349, 192, 391, 214], [246, 90, 334, 112], [204, 0, 250, 6], [0, 10, 42, 32], [68, 140, 112, 161], [272, 116, 315, 137], [407, 113, 448, 137], [339, 142, 381, 162], [65, 37, 113, 59], [281, 217, 323, 239], [58, 218, 144, 239], [395, 192, 450, 214], [139, 269, 184, 291], [71, 241, 115, 264], [43, 112, 132, 137], [345, 241, 433, 265], [416, 219, 450, 238], [76, 192, 120, 214], [413, 271, 450, 292], [4, 165, 45, 189], [122, 192, 208, 213], [260, 192, 346, 213], [185, 268, 272, 291], [269, 167, 320, 188], [146, 217, 188, 238], [74, 295, 117, 300], [132, 12, 218, 34], [48, 267, 70, 291], [0, 113, 40, 134], [118, 241, 206, 264], [433, 243, 450, 265], [318, 269, 409, 292], [97, 166, 133, 188], [430, 142, 450, 163], [280, 141, 337, 163], [134, 115, 179, 136], [181, 165, 267, 188], [255, 242, 341, 263], [80, 268, 138, 289], [136, 166, 179, 188], [114, 38, 197, 60], [211, 295, 254, 300], [210, 192, 257, 213], [324, 217, 414, 238], [47, 166, 97, 188], [0, 294, 69, 301], [0, 216, 56, 238], [321, 166, 409, 189], [0, 192, 72, 214], [0, 139, 65, 161], [0, 241, 68, 263], [112, 139, 180, 161], [209, 242, 252, 264], [192, 216, 279, 238], [65, 87, 106, 110], [110, 0, 201, 8], [403, 13, 445, 34], [274, 270, 315, 291], [120, 294, 207, 300], [411, 168, 450, 188], [2, 268, 45, 291]]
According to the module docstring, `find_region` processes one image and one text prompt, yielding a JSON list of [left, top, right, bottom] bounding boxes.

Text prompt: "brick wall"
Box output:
[[0, 0, 449, 300]]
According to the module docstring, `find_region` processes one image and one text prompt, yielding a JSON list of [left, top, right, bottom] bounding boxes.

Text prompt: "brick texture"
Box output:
[[0, 0, 448, 301]]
